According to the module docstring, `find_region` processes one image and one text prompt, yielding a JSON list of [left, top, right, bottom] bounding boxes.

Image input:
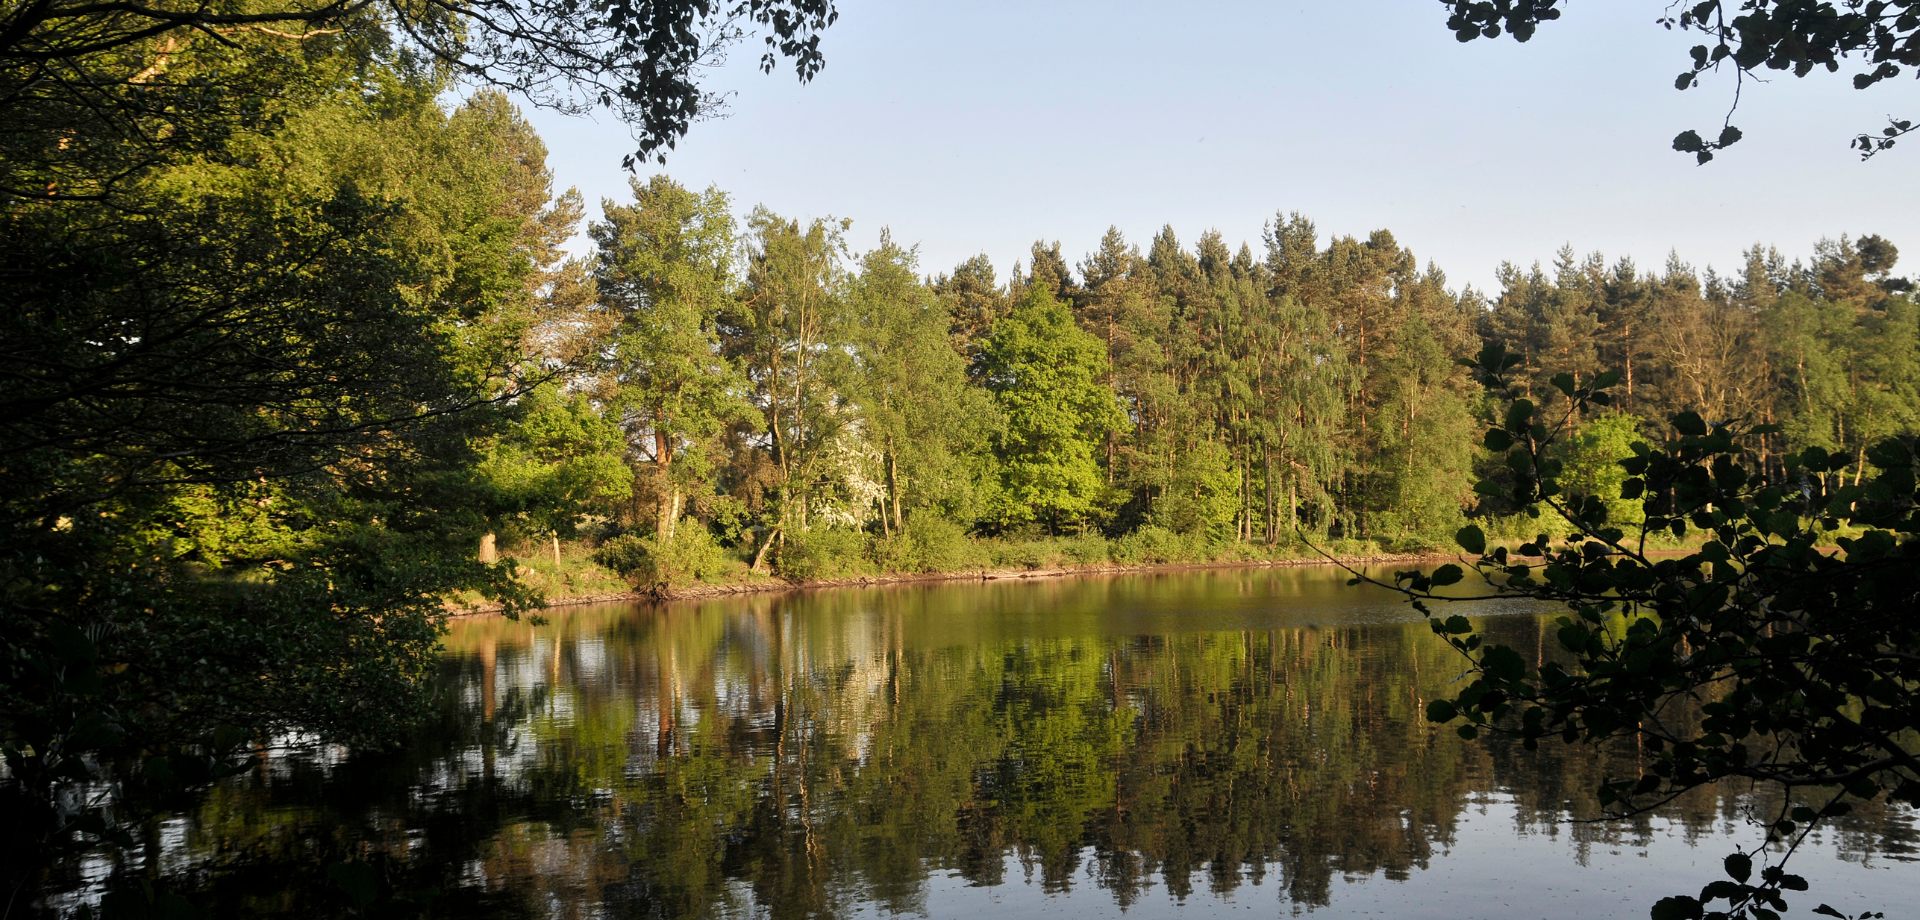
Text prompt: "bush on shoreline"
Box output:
[[520, 521, 1458, 601]]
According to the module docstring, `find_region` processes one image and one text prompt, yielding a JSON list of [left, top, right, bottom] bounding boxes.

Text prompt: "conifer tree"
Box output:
[[1644, 256, 1768, 428], [1074, 229, 1169, 522], [932, 254, 1007, 380], [1591, 256, 1656, 415], [591, 177, 756, 539], [1484, 248, 1603, 405], [1026, 240, 1078, 300]]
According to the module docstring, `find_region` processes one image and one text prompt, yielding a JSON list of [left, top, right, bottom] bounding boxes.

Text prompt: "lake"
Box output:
[[44, 567, 1919, 918]]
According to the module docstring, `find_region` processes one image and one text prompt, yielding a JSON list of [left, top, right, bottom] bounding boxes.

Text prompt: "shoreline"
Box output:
[[447, 550, 1461, 618]]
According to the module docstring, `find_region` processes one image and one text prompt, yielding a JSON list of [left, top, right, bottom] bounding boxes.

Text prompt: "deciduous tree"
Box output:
[[981, 286, 1126, 531], [845, 232, 997, 531]]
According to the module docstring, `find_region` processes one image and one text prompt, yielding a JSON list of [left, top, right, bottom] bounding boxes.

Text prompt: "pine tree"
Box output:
[[1484, 247, 1603, 405], [1643, 255, 1768, 427], [591, 176, 756, 539], [1075, 227, 1156, 486], [1026, 239, 1078, 300], [932, 253, 1007, 381]]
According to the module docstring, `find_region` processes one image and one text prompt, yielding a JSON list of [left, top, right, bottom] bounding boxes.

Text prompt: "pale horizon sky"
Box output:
[[520, 0, 1920, 295]]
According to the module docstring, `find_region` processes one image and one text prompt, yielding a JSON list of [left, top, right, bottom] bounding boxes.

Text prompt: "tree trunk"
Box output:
[[1289, 476, 1298, 535], [661, 487, 681, 541], [1263, 445, 1277, 544], [751, 528, 781, 574], [552, 532, 562, 570], [655, 431, 677, 540], [478, 532, 498, 564], [1241, 450, 1252, 542], [889, 452, 903, 534], [1624, 338, 1635, 406]]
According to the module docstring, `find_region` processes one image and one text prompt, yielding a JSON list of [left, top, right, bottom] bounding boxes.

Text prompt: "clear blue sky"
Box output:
[[523, 0, 1920, 294]]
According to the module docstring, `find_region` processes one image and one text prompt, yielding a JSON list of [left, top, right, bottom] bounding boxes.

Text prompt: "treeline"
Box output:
[[1482, 240, 1918, 486], [528, 178, 1483, 582], [494, 173, 1918, 585]]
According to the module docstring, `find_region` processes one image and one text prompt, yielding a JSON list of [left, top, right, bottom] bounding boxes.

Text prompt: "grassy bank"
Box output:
[[450, 512, 1733, 614], [452, 526, 1418, 612]]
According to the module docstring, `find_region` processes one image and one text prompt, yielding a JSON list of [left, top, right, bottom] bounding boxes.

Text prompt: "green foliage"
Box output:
[[985, 533, 1114, 570], [0, 0, 837, 900], [481, 384, 635, 539], [987, 539, 1053, 571], [1151, 439, 1241, 536], [1762, 288, 1919, 468], [775, 528, 871, 581], [1554, 411, 1648, 525], [982, 286, 1127, 531], [727, 207, 855, 533], [591, 534, 653, 580], [1109, 525, 1209, 565], [1469, 239, 1920, 541], [1058, 532, 1115, 566], [869, 515, 991, 573], [592, 175, 756, 538], [0, 0, 838, 179], [594, 527, 734, 591], [17, 5, 1920, 905], [1389, 342, 1920, 920], [493, 538, 633, 599], [1365, 315, 1480, 548], [1, 61, 564, 868], [846, 233, 1000, 531]]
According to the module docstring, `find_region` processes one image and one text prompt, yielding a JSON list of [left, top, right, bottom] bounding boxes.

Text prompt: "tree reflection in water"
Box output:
[[37, 569, 1919, 918]]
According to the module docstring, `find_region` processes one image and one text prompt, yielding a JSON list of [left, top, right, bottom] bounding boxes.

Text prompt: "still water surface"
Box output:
[[98, 568, 1920, 917]]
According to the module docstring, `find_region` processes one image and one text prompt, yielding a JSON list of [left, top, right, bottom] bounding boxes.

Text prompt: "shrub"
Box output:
[[775, 528, 870, 581], [870, 516, 988, 574], [991, 539, 1051, 570], [1109, 525, 1207, 565], [591, 533, 650, 579], [866, 531, 916, 574], [1059, 533, 1112, 566], [911, 516, 990, 572], [1317, 536, 1383, 559], [592, 527, 731, 591], [1474, 513, 1538, 546]]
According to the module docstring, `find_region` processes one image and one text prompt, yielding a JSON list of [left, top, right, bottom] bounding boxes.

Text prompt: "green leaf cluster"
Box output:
[[1393, 342, 1920, 920]]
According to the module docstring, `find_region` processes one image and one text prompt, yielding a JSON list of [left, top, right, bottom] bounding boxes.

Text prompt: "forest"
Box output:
[[473, 159, 1919, 592]]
